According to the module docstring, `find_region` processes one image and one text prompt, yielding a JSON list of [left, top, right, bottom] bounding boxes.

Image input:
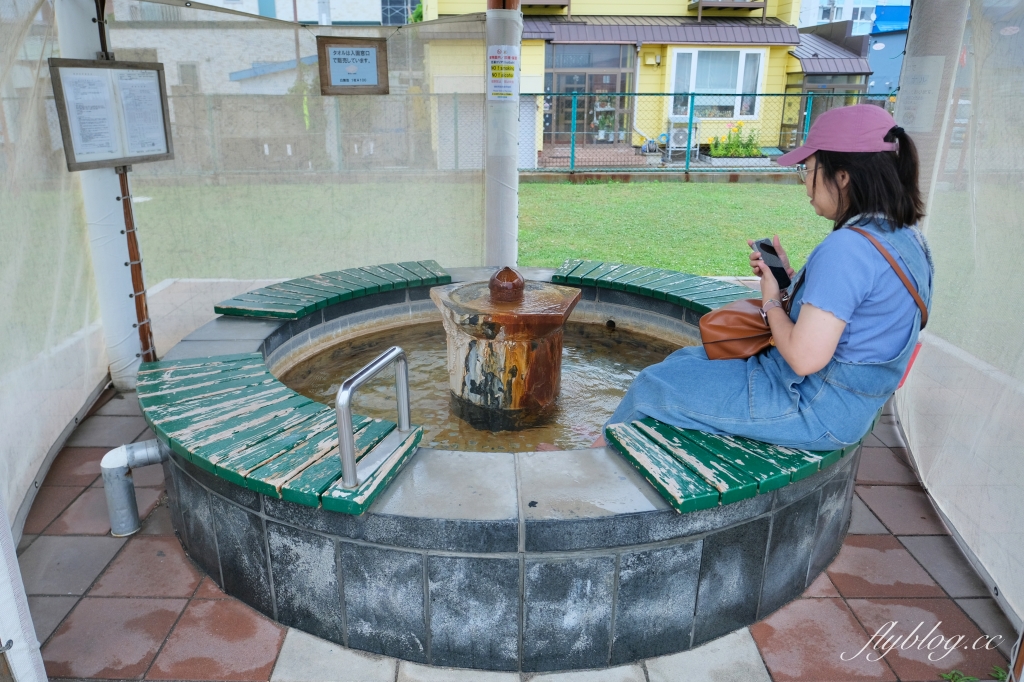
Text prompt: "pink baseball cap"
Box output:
[[776, 104, 899, 166]]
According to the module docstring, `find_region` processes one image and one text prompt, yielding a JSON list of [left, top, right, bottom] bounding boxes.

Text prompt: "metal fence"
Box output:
[[517, 92, 896, 173]]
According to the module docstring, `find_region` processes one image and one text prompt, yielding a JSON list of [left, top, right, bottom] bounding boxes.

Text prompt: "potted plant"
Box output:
[[700, 122, 772, 166], [595, 112, 615, 143]]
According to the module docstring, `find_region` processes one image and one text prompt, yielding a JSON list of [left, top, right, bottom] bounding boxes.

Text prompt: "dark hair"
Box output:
[[812, 126, 924, 230]]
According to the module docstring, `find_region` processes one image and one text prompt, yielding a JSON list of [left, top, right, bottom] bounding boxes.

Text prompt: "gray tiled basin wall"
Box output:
[[160, 267, 858, 673]]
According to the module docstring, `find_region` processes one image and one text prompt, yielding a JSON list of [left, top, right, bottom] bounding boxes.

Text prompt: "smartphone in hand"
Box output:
[[751, 238, 792, 289]]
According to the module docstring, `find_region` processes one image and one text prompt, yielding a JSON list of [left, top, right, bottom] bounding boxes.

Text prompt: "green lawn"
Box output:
[[519, 182, 833, 276]]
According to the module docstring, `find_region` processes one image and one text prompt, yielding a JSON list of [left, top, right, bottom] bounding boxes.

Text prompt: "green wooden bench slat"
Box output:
[[397, 261, 438, 286], [266, 283, 339, 307], [303, 274, 360, 298], [622, 270, 678, 294], [242, 414, 373, 497], [138, 368, 273, 409], [318, 271, 375, 296], [343, 268, 393, 292], [320, 427, 424, 515], [144, 386, 287, 448], [270, 281, 346, 306], [278, 419, 397, 506], [640, 273, 704, 300], [139, 375, 279, 411], [551, 259, 584, 283], [153, 384, 293, 444], [360, 265, 408, 289], [138, 365, 270, 398], [188, 399, 324, 472], [245, 287, 322, 305], [416, 260, 451, 284], [672, 428, 792, 493], [633, 419, 759, 504], [213, 300, 303, 318], [142, 381, 283, 427], [333, 269, 386, 293], [166, 391, 307, 460], [660, 279, 735, 300], [723, 436, 824, 482], [139, 354, 260, 374], [174, 393, 314, 464], [286, 278, 357, 302], [216, 294, 307, 311], [214, 409, 339, 488], [598, 264, 646, 289], [564, 260, 605, 285], [609, 266, 661, 291], [688, 285, 754, 303], [137, 356, 266, 388], [578, 262, 623, 285], [604, 423, 720, 513], [228, 293, 315, 315], [379, 263, 424, 287]]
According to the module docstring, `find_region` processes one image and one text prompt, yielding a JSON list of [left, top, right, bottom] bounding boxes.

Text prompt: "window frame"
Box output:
[[668, 47, 767, 120]]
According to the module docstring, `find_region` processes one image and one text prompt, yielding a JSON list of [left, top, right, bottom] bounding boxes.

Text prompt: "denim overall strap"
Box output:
[[802, 217, 934, 444]]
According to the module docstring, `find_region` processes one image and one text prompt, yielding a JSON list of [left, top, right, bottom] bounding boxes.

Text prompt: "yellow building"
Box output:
[[422, 0, 804, 166]]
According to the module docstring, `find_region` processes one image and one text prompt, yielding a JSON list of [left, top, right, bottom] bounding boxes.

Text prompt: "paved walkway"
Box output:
[[16, 392, 1014, 682]]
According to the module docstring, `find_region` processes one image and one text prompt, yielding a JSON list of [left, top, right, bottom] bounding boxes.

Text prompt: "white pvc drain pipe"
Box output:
[[101, 440, 166, 537]]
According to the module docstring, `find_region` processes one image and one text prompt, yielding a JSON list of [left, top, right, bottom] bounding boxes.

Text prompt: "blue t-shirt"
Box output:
[[797, 227, 923, 363]]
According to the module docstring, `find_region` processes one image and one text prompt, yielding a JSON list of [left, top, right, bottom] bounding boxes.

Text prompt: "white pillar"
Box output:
[[0, 488, 47, 682], [484, 9, 522, 268], [55, 0, 143, 390]]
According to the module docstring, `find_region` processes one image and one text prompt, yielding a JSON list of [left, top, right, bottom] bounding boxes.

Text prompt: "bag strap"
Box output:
[[847, 226, 928, 329]]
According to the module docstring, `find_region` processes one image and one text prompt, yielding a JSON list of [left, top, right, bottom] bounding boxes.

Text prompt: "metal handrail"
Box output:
[[335, 346, 411, 489]]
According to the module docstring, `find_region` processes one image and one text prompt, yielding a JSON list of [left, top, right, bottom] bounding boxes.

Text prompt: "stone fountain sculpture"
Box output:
[[430, 267, 581, 430]]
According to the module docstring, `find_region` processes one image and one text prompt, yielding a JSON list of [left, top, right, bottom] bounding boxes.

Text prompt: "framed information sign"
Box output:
[[48, 58, 174, 172], [316, 36, 389, 96]]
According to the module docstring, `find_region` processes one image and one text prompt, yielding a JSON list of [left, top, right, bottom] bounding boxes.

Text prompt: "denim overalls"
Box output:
[[607, 217, 934, 451]]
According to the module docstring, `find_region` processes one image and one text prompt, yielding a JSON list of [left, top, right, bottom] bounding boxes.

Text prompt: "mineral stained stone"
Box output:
[[431, 270, 581, 431]]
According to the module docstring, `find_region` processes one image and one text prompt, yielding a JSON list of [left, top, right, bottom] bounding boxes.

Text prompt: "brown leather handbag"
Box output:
[[699, 226, 929, 361], [699, 296, 775, 360]]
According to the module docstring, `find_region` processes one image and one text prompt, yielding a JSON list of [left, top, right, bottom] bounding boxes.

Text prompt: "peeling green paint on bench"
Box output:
[[213, 261, 453, 319], [605, 417, 857, 515], [605, 423, 720, 513], [137, 352, 424, 515]]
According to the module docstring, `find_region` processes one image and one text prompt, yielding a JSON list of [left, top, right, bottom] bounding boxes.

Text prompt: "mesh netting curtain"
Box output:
[[896, 0, 1024, 626], [105, 8, 488, 285], [0, 0, 107, 524]]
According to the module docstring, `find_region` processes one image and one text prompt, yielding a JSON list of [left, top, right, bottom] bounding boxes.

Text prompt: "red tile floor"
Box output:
[[16, 390, 1016, 682]]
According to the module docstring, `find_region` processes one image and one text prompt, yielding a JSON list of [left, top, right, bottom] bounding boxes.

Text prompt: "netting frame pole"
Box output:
[[802, 92, 814, 145], [453, 92, 459, 171], [685, 93, 695, 172], [484, 8, 522, 267], [570, 93, 577, 171], [55, 0, 145, 389]]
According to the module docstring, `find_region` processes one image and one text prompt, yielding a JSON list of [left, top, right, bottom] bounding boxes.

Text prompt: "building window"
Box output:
[[382, 0, 411, 25], [670, 48, 764, 118], [818, 0, 840, 22], [851, 2, 875, 34]]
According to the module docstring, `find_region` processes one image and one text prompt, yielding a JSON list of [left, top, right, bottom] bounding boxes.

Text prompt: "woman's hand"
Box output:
[[747, 235, 796, 279]]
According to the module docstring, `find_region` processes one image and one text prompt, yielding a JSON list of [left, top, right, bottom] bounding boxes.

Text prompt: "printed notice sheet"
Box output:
[[487, 45, 520, 102], [327, 46, 378, 86], [58, 66, 168, 164]]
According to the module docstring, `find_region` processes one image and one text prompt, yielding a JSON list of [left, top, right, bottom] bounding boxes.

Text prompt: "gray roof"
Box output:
[[792, 33, 872, 74], [522, 15, 800, 45]]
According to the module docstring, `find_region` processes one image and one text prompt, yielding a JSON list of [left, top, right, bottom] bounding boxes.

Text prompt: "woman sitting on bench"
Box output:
[[607, 105, 933, 451]]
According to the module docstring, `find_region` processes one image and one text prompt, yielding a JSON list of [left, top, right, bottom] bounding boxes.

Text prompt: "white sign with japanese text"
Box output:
[[487, 45, 520, 102], [328, 46, 379, 87]]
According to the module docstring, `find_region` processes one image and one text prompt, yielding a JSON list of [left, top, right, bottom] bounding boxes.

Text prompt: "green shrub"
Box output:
[[707, 123, 765, 158]]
